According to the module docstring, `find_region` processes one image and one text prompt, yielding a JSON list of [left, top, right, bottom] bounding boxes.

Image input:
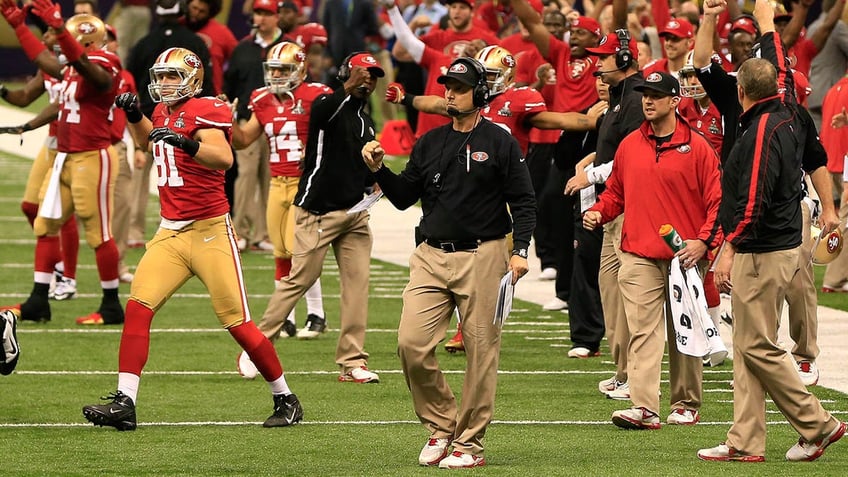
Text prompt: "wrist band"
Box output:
[[182, 138, 200, 157], [401, 93, 416, 108], [125, 109, 143, 124], [15, 24, 48, 61], [56, 29, 85, 64]]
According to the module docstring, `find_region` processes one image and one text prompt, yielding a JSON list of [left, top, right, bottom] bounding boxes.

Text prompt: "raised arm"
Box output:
[[512, 0, 550, 58]]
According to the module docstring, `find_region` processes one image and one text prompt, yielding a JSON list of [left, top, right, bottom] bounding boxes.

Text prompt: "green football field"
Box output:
[[0, 150, 846, 476]]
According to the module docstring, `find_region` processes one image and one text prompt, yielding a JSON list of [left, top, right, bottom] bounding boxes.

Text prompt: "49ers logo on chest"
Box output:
[[571, 58, 591, 79], [470, 151, 489, 162]]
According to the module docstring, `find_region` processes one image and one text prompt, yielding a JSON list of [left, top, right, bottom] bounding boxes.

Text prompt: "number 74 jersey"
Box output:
[[248, 82, 332, 178], [151, 97, 232, 221]]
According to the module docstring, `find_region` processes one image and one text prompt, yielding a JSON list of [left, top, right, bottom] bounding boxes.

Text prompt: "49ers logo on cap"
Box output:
[[598, 36, 608, 46], [666, 20, 680, 29], [184, 54, 202, 69], [449, 63, 469, 74], [78, 22, 97, 35], [646, 72, 662, 82]]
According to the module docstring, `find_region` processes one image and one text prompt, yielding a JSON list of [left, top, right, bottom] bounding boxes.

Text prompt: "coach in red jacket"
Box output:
[[583, 71, 722, 430]]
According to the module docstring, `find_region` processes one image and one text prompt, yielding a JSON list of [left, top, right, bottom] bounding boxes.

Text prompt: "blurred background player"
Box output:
[[83, 47, 302, 431]]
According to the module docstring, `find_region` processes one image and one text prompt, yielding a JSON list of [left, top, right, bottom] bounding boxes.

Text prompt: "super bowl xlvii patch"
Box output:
[[174, 111, 186, 129]]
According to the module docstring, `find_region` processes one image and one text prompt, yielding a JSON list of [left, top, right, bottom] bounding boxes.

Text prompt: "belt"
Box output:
[[425, 237, 500, 253]]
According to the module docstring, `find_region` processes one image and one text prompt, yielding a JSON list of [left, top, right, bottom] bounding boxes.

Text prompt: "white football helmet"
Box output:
[[474, 45, 516, 96], [264, 42, 307, 95], [64, 14, 106, 50], [678, 50, 706, 100], [148, 47, 205, 105]]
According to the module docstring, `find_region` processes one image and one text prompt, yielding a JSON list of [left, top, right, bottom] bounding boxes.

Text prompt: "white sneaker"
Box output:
[[797, 360, 820, 386], [253, 240, 274, 251], [567, 346, 600, 358], [538, 267, 557, 280], [785, 421, 846, 461], [598, 376, 618, 394], [338, 366, 379, 383], [418, 436, 451, 466], [611, 407, 661, 430], [119, 272, 134, 284], [49, 277, 77, 301], [236, 238, 247, 251], [237, 351, 258, 380], [667, 408, 700, 425], [697, 443, 764, 462], [605, 381, 631, 401], [438, 451, 486, 469], [542, 297, 568, 311]]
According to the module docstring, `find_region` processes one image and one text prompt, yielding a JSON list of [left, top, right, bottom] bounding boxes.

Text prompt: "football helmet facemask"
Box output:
[[264, 42, 307, 95], [474, 45, 516, 96], [148, 47, 205, 105], [64, 14, 106, 50], [678, 50, 706, 99]]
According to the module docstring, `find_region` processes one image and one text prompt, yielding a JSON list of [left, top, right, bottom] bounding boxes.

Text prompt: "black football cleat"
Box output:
[[1, 310, 20, 376], [82, 391, 137, 431], [263, 393, 303, 428]]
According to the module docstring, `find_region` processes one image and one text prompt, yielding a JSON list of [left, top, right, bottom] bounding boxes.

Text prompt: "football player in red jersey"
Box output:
[[231, 42, 332, 352], [81, 47, 303, 431], [1, 1, 124, 325]]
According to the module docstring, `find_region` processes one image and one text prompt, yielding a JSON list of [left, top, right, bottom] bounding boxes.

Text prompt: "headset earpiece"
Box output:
[[455, 57, 490, 108], [337, 51, 362, 82], [615, 29, 633, 70]]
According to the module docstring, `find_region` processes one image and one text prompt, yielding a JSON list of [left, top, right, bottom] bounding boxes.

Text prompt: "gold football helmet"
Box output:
[[148, 47, 205, 105], [264, 42, 307, 95], [678, 50, 706, 100], [812, 226, 844, 265], [474, 45, 516, 96], [64, 14, 106, 50]]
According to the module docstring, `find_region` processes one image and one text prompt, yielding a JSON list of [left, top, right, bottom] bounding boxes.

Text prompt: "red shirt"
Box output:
[[248, 82, 332, 177], [514, 48, 560, 144], [500, 33, 537, 59], [109, 70, 137, 144], [481, 86, 547, 154], [677, 97, 723, 154], [790, 38, 817, 78], [420, 25, 500, 57], [641, 57, 669, 76], [151, 97, 232, 221], [415, 47, 453, 137], [56, 50, 121, 152], [590, 118, 723, 259], [821, 76, 848, 174], [546, 38, 598, 113], [193, 19, 238, 95]]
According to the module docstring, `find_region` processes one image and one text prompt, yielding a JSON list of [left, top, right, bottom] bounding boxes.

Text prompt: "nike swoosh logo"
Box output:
[[204, 236, 216, 242], [519, 157, 526, 162], [213, 103, 224, 107], [109, 408, 122, 414]]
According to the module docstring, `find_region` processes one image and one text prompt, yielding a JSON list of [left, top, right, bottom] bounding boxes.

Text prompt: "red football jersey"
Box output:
[[481, 86, 547, 154], [56, 50, 121, 152], [42, 71, 62, 138], [420, 25, 501, 58], [416, 47, 453, 137], [249, 82, 332, 177], [546, 39, 599, 113], [151, 97, 232, 221], [678, 97, 724, 155]]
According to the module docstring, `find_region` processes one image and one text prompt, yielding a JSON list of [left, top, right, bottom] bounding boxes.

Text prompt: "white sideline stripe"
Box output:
[[717, 399, 837, 404], [17, 328, 577, 334], [0, 419, 792, 429], [14, 369, 620, 376], [0, 292, 404, 300]]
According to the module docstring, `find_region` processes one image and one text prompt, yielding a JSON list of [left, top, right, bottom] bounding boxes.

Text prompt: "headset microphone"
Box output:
[[592, 63, 627, 77], [446, 106, 479, 117]]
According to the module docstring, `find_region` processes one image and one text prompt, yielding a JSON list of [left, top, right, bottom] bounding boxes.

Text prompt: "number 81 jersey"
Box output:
[[248, 82, 332, 177], [151, 96, 232, 221]]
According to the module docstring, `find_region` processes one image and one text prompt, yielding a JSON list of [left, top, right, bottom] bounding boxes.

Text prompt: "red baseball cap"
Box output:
[[585, 32, 638, 59], [105, 24, 117, 41], [730, 17, 758, 36], [346, 53, 385, 77], [571, 16, 601, 37], [253, 0, 280, 13], [660, 18, 694, 39]]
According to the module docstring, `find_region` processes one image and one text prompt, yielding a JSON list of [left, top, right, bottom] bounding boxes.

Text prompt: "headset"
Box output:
[[337, 51, 362, 82], [448, 57, 490, 111], [614, 28, 633, 71]]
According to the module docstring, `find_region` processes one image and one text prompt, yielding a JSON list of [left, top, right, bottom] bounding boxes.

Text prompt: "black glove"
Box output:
[[115, 92, 143, 124], [149, 127, 200, 156], [0, 125, 24, 134]]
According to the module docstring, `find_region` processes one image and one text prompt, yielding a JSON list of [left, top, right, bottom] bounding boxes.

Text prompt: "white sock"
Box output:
[[117, 372, 140, 404], [269, 374, 291, 395], [305, 279, 324, 317], [55, 261, 64, 274], [707, 306, 721, 328]]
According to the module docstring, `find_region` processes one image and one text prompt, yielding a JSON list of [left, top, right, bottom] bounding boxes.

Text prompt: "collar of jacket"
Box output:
[[739, 95, 784, 129], [639, 112, 692, 150]]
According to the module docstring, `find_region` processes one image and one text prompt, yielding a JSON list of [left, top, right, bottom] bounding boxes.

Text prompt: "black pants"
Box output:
[[539, 165, 574, 300], [528, 142, 558, 270], [568, 217, 605, 352]]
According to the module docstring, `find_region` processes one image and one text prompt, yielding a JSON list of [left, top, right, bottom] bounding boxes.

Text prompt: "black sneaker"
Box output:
[[263, 393, 303, 427], [281, 320, 297, 338], [296, 314, 326, 340], [20, 295, 51, 323], [82, 391, 137, 431], [1, 310, 20, 376]]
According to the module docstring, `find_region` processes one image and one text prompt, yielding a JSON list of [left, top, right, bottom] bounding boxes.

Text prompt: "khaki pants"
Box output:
[[599, 216, 628, 382], [618, 252, 703, 416], [112, 141, 133, 273], [726, 248, 837, 455], [259, 207, 372, 370], [114, 5, 152, 65], [785, 200, 818, 361], [233, 134, 270, 243], [128, 152, 153, 243], [398, 238, 508, 456]]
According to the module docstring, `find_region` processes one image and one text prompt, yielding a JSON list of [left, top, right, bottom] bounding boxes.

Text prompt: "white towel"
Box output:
[[668, 257, 728, 363], [39, 152, 67, 219]]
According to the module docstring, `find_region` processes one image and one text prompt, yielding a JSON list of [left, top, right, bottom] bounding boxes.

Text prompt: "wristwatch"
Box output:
[[512, 248, 528, 259]]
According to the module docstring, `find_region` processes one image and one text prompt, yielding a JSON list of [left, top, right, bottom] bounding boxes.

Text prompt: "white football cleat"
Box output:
[[237, 351, 258, 380]]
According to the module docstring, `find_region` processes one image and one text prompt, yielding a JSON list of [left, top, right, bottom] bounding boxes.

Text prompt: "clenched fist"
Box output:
[[149, 127, 200, 156], [115, 92, 143, 123], [385, 82, 405, 104]]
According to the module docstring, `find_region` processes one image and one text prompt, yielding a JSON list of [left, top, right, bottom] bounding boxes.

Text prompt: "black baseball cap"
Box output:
[[437, 58, 483, 87], [634, 71, 680, 97]]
